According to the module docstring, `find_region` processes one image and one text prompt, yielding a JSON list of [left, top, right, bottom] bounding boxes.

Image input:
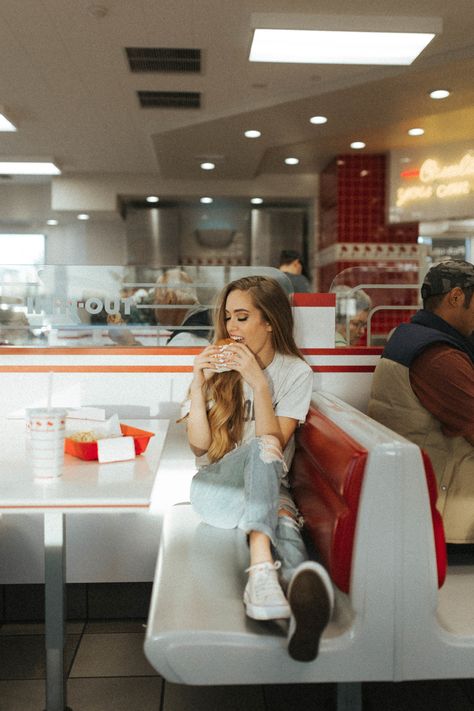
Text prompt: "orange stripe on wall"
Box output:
[[1, 504, 149, 510], [0, 365, 193, 373], [311, 365, 376, 372], [301, 347, 382, 356], [0, 364, 376, 374], [0, 347, 202, 355]]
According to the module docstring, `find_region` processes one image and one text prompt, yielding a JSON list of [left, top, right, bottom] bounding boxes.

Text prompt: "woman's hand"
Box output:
[[191, 344, 221, 388], [224, 342, 267, 390], [192, 342, 266, 391]]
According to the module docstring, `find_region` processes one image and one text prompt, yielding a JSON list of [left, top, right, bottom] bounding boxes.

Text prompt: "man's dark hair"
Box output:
[[279, 249, 301, 267], [424, 286, 474, 312]]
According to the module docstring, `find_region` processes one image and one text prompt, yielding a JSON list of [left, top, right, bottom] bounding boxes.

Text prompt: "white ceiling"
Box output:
[[0, 0, 473, 194]]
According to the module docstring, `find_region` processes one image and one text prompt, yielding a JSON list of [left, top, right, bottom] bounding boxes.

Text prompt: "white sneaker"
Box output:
[[243, 561, 291, 620], [287, 561, 334, 662]]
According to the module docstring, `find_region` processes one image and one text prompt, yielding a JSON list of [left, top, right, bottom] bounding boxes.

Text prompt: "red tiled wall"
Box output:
[[337, 154, 386, 244], [386, 222, 419, 244], [319, 259, 420, 293], [319, 154, 419, 247], [319, 160, 339, 249], [318, 154, 420, 292]]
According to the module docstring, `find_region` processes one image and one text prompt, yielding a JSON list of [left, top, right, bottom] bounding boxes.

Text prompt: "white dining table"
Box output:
[[0, 418, 170, 711]]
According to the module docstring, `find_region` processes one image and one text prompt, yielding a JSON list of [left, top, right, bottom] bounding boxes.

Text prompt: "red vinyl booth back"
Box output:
[[291, 407, 367, 593], [290, 406, 447, 593], [421, 451, 447, 587]]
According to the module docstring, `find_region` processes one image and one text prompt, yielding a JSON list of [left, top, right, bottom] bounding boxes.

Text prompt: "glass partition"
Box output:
[[0, 265, 293, 347], [330, 264, 426, 347]]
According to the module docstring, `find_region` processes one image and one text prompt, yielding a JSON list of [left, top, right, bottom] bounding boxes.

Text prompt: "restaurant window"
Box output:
[[0, 264, 291, 347]]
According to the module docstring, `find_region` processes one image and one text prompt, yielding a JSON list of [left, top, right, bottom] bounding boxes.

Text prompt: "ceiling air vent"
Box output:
[[126, 47, 201, 73], [138, 91, 200, 109]]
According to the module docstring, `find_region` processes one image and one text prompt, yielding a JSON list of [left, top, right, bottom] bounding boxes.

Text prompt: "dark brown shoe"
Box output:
[[287, 561, 334, 662]]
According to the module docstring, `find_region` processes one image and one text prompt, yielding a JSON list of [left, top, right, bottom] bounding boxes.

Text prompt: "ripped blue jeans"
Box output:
[[190, 435, 308, 585]]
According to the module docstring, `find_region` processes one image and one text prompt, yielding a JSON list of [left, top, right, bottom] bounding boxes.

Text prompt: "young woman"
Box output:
[[181, 275, 333, 662]]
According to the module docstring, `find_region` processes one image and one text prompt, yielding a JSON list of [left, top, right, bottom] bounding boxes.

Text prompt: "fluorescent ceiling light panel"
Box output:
[[0, 161, 61, 175], [249, 14, 441, 65]]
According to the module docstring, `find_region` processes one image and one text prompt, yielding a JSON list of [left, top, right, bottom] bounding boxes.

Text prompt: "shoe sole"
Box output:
[[287, 569, 331, 662], [243, 594, 291, 621]]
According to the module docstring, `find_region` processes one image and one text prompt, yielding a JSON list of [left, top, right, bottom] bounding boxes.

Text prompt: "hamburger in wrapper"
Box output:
[[212, 336, 242, 372]]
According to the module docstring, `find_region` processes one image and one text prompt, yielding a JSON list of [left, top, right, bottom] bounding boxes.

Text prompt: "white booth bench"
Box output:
[[144, 392, 449, 709]]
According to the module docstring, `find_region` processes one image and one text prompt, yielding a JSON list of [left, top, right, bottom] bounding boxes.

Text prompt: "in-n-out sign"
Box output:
[[396, 152, 474, 208], [26, 296, 133, 317]]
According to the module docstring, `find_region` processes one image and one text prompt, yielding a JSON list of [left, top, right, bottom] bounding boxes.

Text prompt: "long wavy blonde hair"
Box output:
[[204, 276, 304, 462]]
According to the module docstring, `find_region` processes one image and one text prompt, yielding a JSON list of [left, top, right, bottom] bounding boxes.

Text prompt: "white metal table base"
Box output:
[[44, 512, 68, 711]]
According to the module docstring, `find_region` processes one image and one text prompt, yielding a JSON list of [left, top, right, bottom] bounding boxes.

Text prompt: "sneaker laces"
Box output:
[[245, 560, 282, 574], [245, 561, 285, 602]]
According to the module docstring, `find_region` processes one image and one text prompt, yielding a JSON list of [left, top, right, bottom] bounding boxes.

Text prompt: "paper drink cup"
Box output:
[[26, 408, 67, 479]]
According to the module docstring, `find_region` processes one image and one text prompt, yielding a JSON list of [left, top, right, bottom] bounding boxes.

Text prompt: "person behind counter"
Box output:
[[180, 275, 334, 662], [331, 285, 372, 347], [278, 249, 311, 294], [368, 259, 474, 545], [153, 268, 211, 346], [107, 269, 212, 346]]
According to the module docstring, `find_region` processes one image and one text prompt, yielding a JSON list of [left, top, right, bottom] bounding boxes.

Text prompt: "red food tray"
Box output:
[[65, 424, 154, 460]]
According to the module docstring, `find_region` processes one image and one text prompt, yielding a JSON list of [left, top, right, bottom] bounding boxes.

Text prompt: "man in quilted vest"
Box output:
[[368, 260, 474, 544]]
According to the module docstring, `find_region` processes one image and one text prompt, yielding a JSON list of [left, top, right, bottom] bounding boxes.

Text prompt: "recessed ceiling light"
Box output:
[[284, 157, 299, 165], [429, 89, 450, 100], [0, 110, 17, 132], [46, 219, 58, 226], [309, 115, 328, 124], [77, 213, 90, 221], [408, 128, 424, 136], [200, 197, 213, 204], [0, 161, 61, 175], [249, 15, 441, 65], [200, 162, 215, 170], [146, 195, 159, 203], [244, 130, 261, 138], [350, 141, 366, 150], [250, 197, 263, 204]]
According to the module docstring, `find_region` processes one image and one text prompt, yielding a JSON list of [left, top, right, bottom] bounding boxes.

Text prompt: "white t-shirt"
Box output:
[[183, 351, 313, 472]]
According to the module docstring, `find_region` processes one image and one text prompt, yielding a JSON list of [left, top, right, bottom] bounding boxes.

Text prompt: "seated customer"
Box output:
[[278, 250, 311, 294], [154, 269, 211, 346], [183, 275, 333, 661], [331, 285, 372, 347], [368, 260, 474, 544]]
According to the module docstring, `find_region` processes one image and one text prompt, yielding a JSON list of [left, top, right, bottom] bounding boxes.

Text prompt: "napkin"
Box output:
[[98, 436, 135, 463]]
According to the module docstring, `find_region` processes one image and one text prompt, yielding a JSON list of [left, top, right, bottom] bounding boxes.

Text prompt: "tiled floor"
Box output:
[[0, 620, 473, 711]]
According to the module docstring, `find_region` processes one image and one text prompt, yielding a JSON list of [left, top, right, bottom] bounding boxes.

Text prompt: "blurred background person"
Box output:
[[153, 268, 212, 346], [331, 285, 372, 347], [105, 285, 152, 346], [0, 309, 33, 346], [278, 250, 311, 294]]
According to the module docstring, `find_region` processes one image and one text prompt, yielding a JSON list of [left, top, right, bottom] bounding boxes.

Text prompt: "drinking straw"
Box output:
[[47, 370, 53, 411]]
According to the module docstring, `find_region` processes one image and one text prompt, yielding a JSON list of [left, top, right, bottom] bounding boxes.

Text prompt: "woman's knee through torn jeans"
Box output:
[[190, 435, 308, 584]]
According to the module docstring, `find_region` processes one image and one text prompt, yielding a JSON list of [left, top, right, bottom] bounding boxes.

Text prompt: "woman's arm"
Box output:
[[186, 345, 218, 456], [252, 380, 297, 448], [228, 343, 297, 449]]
